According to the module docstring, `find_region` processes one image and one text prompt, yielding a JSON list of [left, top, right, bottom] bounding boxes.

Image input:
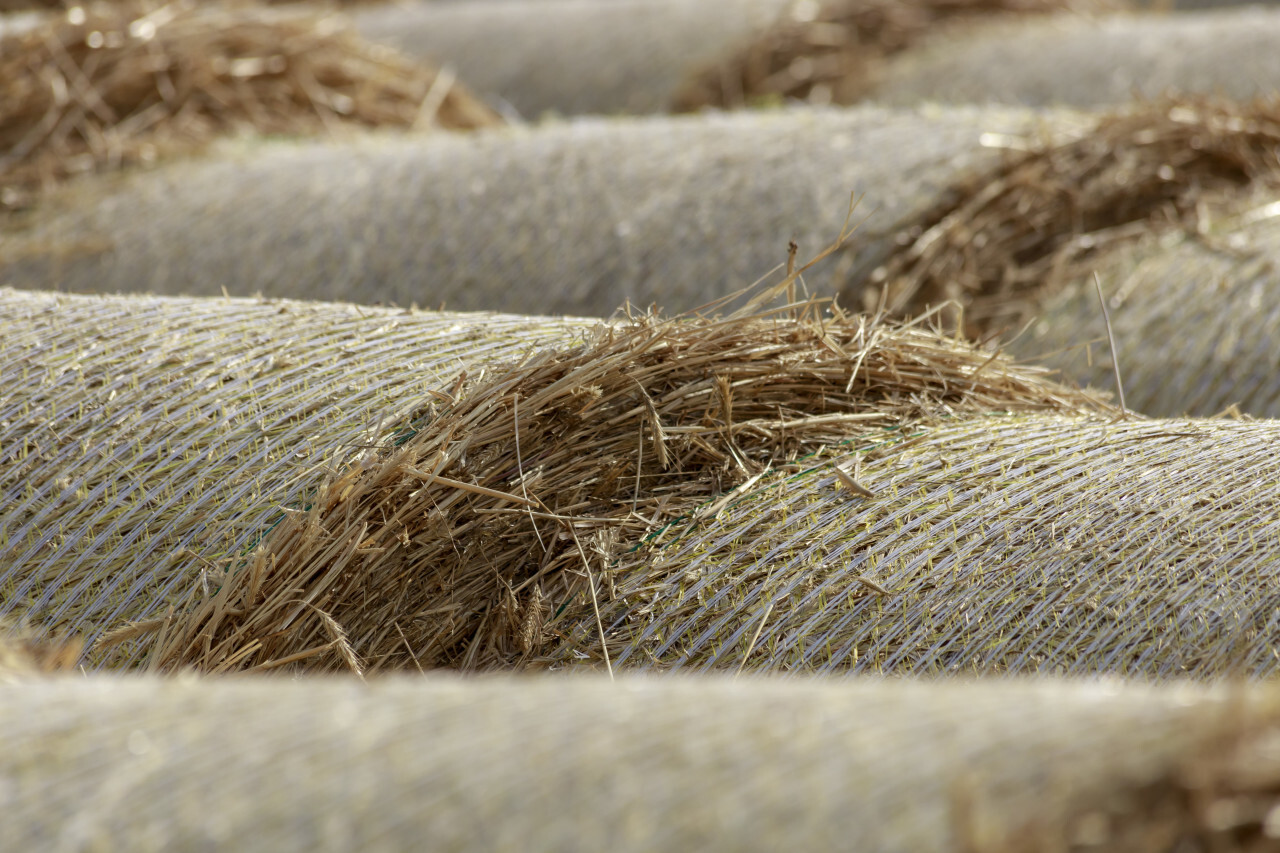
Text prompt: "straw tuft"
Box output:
[[145, 297, 1108, 675], [859, 96, 1280, 331], [671, 0, 1117, 111], [0, 0, 499, 211]]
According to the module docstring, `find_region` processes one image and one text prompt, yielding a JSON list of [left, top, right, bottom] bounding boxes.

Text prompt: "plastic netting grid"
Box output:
[[0, 289, 588, 665], [568, 414, 1280, 678]]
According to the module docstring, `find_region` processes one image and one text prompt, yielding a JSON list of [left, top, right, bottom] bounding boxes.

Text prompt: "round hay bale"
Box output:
[[869, 7, 1280, 108], [671, 0, 1117, 112], [0, 288, 590, 667], [1010, 203, 1280, 417], [0, 0, 499, 212], [0, 104, 1073, 315], [348, 0, 795, 117], [141, 300, 1117, 676], [6, 676, 1280, 852], [851, 96, 1280, 417]]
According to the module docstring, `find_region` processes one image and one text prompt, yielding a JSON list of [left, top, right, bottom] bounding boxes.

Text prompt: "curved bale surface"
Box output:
[[7, 677, 1280, 852], [552, 413, 1280, 677], [1010, 204, 1280, 417], [855, 96, 1280, 417], [0, 104, 1068, 315], [141, 303, 1117, 676], [349, 0, 794, 117], [870, 8, 1280, 108], [0, 289, 589, 666], [0, 0, 498, 213]]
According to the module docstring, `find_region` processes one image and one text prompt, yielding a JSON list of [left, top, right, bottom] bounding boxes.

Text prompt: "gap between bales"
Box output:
[[856, 95, 1280, 334], [671, 0, 1121, 111], [125, 295, 1110, 676], [0, 0, 499, 212]]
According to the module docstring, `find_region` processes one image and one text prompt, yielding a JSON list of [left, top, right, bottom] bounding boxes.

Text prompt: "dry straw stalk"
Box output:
[[0, 0, 498, 210]]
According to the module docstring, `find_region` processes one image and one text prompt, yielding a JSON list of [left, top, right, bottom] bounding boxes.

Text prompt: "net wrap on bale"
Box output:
[[7, 676, 1280, 852]]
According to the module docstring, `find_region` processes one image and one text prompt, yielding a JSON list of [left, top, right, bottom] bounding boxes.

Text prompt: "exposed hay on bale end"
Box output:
[[671, 0, 1121, 111], [0, 0, 499, 211], [139, 290, 1109, 676], [858, 96, 1280, 332]]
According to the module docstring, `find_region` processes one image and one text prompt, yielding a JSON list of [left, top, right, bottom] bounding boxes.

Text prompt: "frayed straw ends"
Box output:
[[139, 304, 1104, 675]]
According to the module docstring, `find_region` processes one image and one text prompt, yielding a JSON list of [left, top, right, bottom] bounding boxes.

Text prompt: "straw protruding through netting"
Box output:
[[542, 413, 1280, 678], [0, 0, 499, 210], [857, 96, 1280, 331], [0, 288, 589, 669], [670, 0, 1120, 111], [138, 292, 1109, 676]]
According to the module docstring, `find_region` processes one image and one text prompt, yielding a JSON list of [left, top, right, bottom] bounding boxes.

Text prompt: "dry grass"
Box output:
[[0, 0, 499, 211], [133, 262, 1110, 674], [857, 96, 1280, 331], [0, 623, 82, 681], [671, 0, 1118, 111]]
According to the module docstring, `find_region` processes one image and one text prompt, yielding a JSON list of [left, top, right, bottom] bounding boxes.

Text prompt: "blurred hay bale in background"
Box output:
[[869, 6, 1280, 108], [7, 676, 1280, 851], [0, 289, 590, 668], [672, 0, 1117, 112], [348, 0, 796, 117], [860, 96, 1280, 416], [0, 0, 498, 212], [0, 104, 1066, 310], [1012, 207, 1280, 417]]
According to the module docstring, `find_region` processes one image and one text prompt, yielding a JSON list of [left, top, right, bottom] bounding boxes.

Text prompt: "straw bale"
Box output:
[[671, 0, 1117, 112], [1009, 198, 1280, 417], [0, 288, 591, 667], [348, 0, 795, 117], [139, 292, 1118, 675], [0, 623, 81, 681], [853, 96, 1280, 414], [0, 104, 1072, 314], [0, 0, 499, 211], [542, 412, 1280, 677], [858, 96, 1280, 320], [869, 7, 1280, 108], [7, 676, 1280, 851]]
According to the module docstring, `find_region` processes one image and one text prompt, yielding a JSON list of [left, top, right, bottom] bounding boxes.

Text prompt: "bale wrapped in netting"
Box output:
[[348, 0, 795, 118], [0, 288, 592, 667], [670, 0, 1118, 112], [868, 7, 1280, 108], [856, 95, 1280, 417], [0, 104, 1076, 312], [8, 676, 1280, 852], [129, 289, 1137, 677], [0, 0, 499, 212], [1010, 198, 1280, 418]]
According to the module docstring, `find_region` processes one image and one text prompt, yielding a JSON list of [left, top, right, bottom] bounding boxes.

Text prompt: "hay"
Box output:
[[349, 0, 795, 117], [0, 104, 1070, 313], [0, 288, 590, 668], [136, 288, 1114, 675], [7, 676, 1280, 851], [856, 96, 1280, 330], [1009, 198, 1280, 417], [0, 623, 81, 681], [671, 0, 1116, 112], [870, 6, 1280, 108], [548, 413, 1280, 677], [0, 0, 499, 211]]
